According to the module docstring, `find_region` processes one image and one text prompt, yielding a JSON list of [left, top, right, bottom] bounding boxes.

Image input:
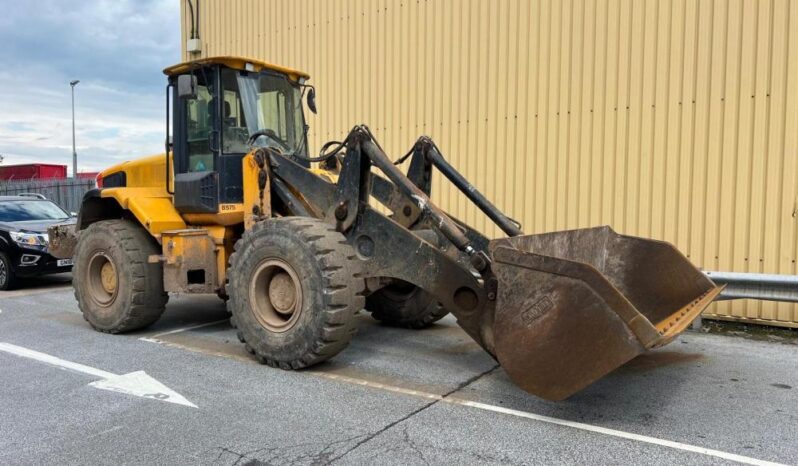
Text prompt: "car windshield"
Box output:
[[234, 71, 306, 155], [0, 200, 70, 222]]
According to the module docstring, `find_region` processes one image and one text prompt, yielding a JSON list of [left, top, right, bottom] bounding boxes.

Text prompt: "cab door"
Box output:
[[216, 68, 251, 204], [172, 67, 221, 213]]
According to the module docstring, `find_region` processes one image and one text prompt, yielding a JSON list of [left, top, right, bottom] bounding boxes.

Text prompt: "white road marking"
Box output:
[[84, 425, 124, 440], [316, 372, 783, 466], [0, 342, 197, 408], [446, 399, 785, 466], [139, 318, 229, 342]]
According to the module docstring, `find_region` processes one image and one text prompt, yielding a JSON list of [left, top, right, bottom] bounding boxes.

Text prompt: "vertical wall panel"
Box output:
[[184, 0, 798, 327]]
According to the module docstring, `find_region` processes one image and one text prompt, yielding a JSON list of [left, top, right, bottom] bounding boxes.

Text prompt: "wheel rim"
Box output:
[[249, 258, 303, 332], [87, 252, 118, 307]]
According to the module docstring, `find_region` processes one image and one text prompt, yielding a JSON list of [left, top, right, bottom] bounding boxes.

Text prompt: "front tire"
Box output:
[[73, 220, 168, 333], [0, 252, 17, 291], [228, 217, 364, 369]]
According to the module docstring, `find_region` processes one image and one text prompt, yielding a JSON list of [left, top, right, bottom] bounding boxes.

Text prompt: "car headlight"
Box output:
[[9, 231, 49, 250]]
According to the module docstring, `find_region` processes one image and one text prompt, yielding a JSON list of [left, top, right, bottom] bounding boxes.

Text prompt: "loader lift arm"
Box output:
[[272, 126, 516, 271], [399, 136, 523, 238]]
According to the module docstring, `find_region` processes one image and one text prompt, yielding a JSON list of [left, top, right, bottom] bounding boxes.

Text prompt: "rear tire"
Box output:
[[0, 252, 17, 291], [73, 219, 168, 333], [367, 281, 448, 329], [228, 217, 365, 369]]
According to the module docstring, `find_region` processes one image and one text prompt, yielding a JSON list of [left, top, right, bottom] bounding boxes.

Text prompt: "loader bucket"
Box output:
[[488, 226, 722, 401]]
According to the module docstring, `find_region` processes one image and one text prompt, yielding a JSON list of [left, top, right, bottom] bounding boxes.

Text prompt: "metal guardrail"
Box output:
[[705, 271, 798, 303]]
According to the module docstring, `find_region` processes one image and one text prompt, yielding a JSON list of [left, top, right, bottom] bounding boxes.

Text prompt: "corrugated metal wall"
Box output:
[[182, 0, 798, 327]]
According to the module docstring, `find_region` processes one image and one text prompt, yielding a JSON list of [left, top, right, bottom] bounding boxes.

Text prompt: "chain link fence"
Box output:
[[0, 178, 95, 213]]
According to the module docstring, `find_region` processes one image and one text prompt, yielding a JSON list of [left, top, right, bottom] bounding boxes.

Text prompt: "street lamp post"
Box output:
[[70, 80, 80, 178]]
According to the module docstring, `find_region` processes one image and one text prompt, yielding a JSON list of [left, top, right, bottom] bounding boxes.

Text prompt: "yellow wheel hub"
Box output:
[[100, 261, 117, 294], [250, 259, 303, 332], [87, 252, 119, 307], [268, 272, 297, 314]]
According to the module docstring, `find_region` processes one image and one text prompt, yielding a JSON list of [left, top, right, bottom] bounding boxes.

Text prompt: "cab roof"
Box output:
[[163, 56, 310, 82]]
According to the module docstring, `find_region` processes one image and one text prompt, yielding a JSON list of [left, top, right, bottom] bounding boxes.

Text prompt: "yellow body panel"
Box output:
[[159, 229, 218, 293], [182, 204, 245, 227], [157, 223, 236, 293], [205, 225, 236, 289], [101, 188, 185, 235], [99, 149, 250, 230], [101, 153, 169, 188]]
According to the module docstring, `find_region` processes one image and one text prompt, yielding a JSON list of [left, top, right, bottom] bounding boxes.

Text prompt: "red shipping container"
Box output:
[[0, 164, 67, 180]]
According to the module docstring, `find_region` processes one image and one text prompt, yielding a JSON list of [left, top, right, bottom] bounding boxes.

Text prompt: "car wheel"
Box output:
[[0, 252, 17, 291]]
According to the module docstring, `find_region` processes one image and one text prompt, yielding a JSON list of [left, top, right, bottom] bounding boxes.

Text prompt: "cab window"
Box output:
[[184, 72, 215, 172], [220, 69, 250, 154]]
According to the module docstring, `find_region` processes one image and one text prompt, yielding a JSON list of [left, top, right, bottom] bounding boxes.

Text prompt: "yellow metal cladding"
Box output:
[[182, 0, 798, 327]]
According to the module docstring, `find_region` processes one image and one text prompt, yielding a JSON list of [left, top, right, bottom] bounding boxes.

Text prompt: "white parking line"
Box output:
[[447, 399, 783, 466], [139, 319, 229, 342], [317, 372, 784, 466]]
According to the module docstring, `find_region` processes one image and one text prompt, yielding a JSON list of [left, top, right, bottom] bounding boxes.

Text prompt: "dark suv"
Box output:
[[0, 195, 76, 290]]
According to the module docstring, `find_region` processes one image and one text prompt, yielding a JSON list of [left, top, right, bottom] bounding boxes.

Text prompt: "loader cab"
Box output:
[[166, 58, 311, 215]]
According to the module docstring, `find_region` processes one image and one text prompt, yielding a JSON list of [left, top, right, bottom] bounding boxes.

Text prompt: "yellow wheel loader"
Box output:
[[49, 56, 722, 400]]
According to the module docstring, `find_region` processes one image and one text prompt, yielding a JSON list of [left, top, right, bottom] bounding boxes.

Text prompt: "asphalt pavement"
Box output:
[[0, 277, 796, 465]]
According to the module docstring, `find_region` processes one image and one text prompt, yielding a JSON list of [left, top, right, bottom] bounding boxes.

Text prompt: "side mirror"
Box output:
[[307, 87, 317, 114], [177, 75, 198, 100]]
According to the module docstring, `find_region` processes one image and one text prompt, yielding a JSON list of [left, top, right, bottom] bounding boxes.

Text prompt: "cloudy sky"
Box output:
[[0, 0, 180, 174]]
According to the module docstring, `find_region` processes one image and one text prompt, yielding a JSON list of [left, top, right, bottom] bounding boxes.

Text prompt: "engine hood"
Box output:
[[0, 218, 76, 234]]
